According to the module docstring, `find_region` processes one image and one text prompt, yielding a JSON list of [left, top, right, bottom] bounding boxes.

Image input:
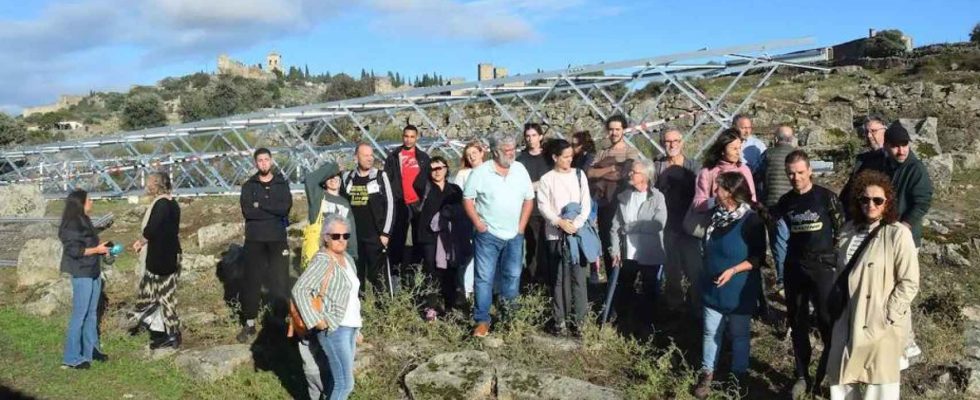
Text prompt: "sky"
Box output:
[[0, 0, 977, 114]]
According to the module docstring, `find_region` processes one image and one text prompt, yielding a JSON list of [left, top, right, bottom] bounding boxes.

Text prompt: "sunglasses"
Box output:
[[327, 233, 351, 240], [859, 196, 886, 206], [431, 166, 446, 172]]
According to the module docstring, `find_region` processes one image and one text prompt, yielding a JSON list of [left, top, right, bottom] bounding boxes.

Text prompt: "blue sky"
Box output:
[[1, 0, 977, 114]]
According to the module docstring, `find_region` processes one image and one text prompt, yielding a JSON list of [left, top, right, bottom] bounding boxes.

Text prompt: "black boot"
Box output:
[[148, 331, 168, 349], [152, 330, 182, 350]]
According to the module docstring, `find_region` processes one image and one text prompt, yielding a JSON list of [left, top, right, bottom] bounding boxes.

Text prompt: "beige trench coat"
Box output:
[[827, 221, 919, 385]]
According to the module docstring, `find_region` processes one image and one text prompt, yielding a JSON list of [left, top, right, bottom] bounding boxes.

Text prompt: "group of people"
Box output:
[[56, 112, 931, 400]]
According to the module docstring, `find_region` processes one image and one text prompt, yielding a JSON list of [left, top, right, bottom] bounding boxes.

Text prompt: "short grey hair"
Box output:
[[321, 213, 349, 243], [632, 158, 657, 185], [488, 132, 518, 154], [775, 125, 796, 144], [864, 115, 887, 128], [661, 127, 682, 142]]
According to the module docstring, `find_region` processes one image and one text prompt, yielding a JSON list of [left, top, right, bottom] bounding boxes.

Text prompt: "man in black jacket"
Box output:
[[238, 147, 293, 343], [343, 142, 395, 293], [383, 125, 431, 291]]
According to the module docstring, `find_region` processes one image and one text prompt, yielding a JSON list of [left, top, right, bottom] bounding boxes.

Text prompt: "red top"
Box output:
[[400, 147, 421, 204]]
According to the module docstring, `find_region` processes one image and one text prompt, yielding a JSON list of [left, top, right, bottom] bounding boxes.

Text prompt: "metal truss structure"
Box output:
[[0, 38, 829, 198]]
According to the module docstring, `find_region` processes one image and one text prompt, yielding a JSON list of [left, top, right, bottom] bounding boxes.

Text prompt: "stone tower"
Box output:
[[478, 63, 494, 81], [266, 52, 282, 73]]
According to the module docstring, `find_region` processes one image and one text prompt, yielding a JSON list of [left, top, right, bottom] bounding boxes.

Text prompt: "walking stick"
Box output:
[[600, 263, 621, 326], [381, 246, 394, 299]]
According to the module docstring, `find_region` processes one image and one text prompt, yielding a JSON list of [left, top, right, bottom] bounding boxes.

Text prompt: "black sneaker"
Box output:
[[60, 361, 91, 370], [236, 326, 256, 344], [93, 352, 109, 362]]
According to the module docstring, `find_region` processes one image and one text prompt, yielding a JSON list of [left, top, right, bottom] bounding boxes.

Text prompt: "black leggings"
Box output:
[[241, 240, 290, 321], [421, 243, 459, 312]]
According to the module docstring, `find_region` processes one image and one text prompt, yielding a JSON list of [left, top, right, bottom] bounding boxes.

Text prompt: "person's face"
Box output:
[[607, 121, 625, 144], [325, 175, 341, 191], [496, 143, 517, 168], [430, 161, 447, 182], [887, 142, 910, 163], [465, 146, 484, 168], [714, 185, 733, 208], [785, 160, 812, 192], [553, 147, 573, 171], [570, 137, 583, 155], [524, 128, 542, 150], [402, 129, 418, 148], [860, 185, 888, 221], [736, 118, 753, 139], [356, 145, 374, 170], [629, 163, 648, 190], [324, 222, 349, 254], [83, 197, 93, 215], [663, 131, 683, 157], [255, 153, 272, 175], [865, 122, 886, 150], [723, 138, 742, 163], [145, 175, 159, 196]]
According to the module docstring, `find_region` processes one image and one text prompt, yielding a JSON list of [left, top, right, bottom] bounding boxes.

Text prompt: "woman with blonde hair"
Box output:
[[455, 139, 486, 298], [129, 172, 183, 349]]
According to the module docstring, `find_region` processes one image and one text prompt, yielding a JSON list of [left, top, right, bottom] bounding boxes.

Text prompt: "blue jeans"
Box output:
[[473, 231, 524, 324], [772, 219, 789, 285], [316, 326, 358, 400], [701, 306, 751, 374], [63, 276, 102, 366]]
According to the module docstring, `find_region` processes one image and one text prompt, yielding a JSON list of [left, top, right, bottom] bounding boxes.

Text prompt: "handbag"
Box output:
[[301, 210, 325, 269], [287, 262, 333, 338], [682, 205, 711, 239]]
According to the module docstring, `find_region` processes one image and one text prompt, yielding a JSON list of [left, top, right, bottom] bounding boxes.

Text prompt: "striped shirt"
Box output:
[[291, 252, 358, 332]]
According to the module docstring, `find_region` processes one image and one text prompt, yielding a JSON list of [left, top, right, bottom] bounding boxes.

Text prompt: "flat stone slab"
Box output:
[[175, 344, 252, 382], [496, 368, 622, 400], [404, 350, 494, 400]]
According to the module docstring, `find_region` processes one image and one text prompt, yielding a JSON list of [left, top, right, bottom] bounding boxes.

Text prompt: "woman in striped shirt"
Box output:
[[292, 213, 362, 400]]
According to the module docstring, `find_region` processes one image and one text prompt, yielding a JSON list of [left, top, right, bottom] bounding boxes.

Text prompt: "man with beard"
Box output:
[[463, 132, 534, 337], [587, 115, 640, 279], [772, 150, 844, 398], [238, 148, 293, 343]]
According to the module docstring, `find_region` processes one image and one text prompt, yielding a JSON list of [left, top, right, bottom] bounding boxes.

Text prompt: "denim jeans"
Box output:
[[63, 276, 102, 366], [701, 306, 751, 374], [771, 219, 789, 285], [316, 326, 358, 400], [473, 231, 524, 324]]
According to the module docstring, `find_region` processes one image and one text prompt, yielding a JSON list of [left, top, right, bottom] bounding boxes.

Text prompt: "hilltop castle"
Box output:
[[217, 52, 283, 81]]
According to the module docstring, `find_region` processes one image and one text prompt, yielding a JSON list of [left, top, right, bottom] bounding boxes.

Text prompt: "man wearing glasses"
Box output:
[[840, 116, 888, 217]]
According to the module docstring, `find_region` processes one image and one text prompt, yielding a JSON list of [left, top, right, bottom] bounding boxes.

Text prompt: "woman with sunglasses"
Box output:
[[417, 156, 468, 320], [292, 213, 362, 400], [826, 170, 918, 400]]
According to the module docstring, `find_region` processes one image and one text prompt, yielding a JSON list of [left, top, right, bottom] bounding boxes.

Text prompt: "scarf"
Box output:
[[705, 202, 750, 239]]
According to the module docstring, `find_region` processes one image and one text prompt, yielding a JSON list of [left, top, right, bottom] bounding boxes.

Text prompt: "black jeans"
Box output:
[[522, 214, 547, 286], [241, 240, 290, 321], [389, 202, 420, 293], [547, 240, 588, 328], [421, 243, 460, 311], [613, 260, 662, 332], [785, 253, 839, 386], [597, 205, 617, 277], [356, 239, 386, 295]]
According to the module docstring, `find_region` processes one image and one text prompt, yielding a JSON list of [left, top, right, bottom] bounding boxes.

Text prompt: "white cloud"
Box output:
[[0, 0, 589, 113]]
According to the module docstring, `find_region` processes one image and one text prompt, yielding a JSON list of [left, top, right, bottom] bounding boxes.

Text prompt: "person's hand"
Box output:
[[380, 235, 389, 248], [611, 255, 621, 268], [715, 267, 737, 287], [315, 320, 328, 330], [131, 240, 143, 252], [475, 221, 489, 233], [356, 332, 364, 344], [558, 220, 577, 235], [96, 242, 112, 255]]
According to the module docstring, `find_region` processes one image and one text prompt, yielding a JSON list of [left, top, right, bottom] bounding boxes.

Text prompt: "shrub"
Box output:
[[864, 29, 907, 58]]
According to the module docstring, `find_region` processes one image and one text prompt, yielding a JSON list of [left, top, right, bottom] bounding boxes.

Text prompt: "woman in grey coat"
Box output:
[[609, 159, 668, 334]]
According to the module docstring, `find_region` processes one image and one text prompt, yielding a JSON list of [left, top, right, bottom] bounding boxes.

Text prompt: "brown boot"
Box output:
[[693, 370, 713, 399], [472, 322, 490, 338]]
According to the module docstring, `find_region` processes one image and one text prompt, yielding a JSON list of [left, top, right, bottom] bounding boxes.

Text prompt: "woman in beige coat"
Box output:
[[826, 170, 919, 400]]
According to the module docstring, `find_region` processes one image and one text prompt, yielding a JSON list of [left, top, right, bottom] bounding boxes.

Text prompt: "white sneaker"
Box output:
[[905, 340, 922, 359]]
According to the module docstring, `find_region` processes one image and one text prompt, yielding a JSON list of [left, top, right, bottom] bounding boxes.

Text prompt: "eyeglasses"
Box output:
[[327, 233, 351, 241], [431, 166, 446, 171], [858, 196, 886, 206]]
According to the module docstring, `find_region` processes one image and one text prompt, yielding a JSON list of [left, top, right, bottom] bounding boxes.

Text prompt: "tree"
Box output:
[[209, 80, 242, 117], [178, 91, 211, 123], [863, 29, 907, 58], [0, 112, 27, 146], [972, 23, 980, 44], [121, 93, 167, 130], [320, 73, 371, 102]]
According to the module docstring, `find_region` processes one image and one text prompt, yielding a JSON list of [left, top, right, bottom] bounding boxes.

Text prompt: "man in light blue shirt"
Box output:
[[463, 132, 534, 337], [734, 114, 767, 176]]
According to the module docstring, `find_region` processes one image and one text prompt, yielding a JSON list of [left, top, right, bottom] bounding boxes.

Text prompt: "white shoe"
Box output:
[[905, 340, 922, 359]]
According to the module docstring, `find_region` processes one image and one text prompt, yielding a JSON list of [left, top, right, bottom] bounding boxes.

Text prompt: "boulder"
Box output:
[[16, 238, 63, 287], [23, 279, 72, 317], [21, 223, 57, 239], [895, 118, 942, 157], [939, 244, 971, 268], [832, 65, 863, 74], [0, 184, 45, 217], [175, 344, 252, 382], [802, 87, 819, 104], [404, 351, 494, 400], [922, 154, 953, 192], [181, 253, 219, 272], [528, 334, 580, 352], [197, 222, 244, 249], [496, 368, 623, 400]]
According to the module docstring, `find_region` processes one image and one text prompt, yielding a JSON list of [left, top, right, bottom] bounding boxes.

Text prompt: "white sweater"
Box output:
[[537, 168, 591, 241]]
